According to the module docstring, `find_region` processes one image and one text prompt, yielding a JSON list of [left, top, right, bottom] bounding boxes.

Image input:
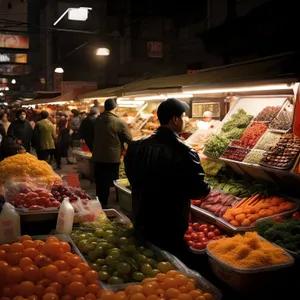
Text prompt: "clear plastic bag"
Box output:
[[2, 178, 59, 212]]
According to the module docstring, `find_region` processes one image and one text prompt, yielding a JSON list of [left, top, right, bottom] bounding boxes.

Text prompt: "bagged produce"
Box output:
[[56, 198, 74, 234]]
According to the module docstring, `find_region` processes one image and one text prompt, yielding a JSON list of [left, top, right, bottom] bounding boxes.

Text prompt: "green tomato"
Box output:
[[143, 249, 154, 257], [94, 246, 105, 257], [87, 250, 99, 262], [151, 269, 160, 276], [90, 263, 101, 272], [100, 265, 110, 272], [94, 229, 105, 238], [95, 258, 106, 266], [98, 271, 110, 281], [106, 234, 119, 245], [107, 276, 124, 285], [116, 262, 131, 274], [140, 263, 153, 275], [157, 262, 173, 273], [132, 272, 145, 281]]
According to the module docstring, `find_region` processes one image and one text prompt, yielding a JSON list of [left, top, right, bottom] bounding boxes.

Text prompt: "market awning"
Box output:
[[79, 86, 124, 100], [25, 87, 91, 105]]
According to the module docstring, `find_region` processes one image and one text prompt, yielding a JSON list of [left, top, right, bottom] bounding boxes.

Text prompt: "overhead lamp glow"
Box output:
[[11, 79, 16, 84], [134, 93, 193, 101], [183, 84, 293, 95], [53, 7, 92, 26], [5, 87, 9, 91], [96, 48, 110, 56], [54, 67, 64, 74], [117, 100, 145, 106]]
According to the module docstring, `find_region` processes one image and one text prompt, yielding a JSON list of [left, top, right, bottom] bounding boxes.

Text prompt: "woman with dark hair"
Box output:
[[69, 109, 82, 148], [0, 112, 11, 134], [7, 109, 33, 152]]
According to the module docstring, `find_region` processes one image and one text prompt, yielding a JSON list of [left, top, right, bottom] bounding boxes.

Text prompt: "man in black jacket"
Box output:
[[79, 107, 100, 152], [125, 98, 210, 261]]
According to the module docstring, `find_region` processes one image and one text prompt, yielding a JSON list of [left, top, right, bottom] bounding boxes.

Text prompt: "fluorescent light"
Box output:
[[53, 7, 92, 26], [54, 67, 64, 74], [11, 79, 16, 84], [68, 7, 92, 21], [117, 100, 145, 106], [184, 84, 293, 95], [134, 93, 193, 101], [96, 48, 110, 56]]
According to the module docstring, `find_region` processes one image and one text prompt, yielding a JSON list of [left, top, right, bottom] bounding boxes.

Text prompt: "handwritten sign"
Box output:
[[65, 174, 80, 187]]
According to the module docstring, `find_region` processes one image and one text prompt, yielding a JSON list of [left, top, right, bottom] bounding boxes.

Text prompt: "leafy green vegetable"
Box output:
[[203, 134, 230, 159]]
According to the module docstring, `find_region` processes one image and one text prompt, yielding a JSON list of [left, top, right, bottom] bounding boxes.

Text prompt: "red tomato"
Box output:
[[187, 241, 195, 247], [187, 226, 193, 234], [208, 225, 216, 231], [184, 234, 191, 241], [207, 232, 215, 240], [192, 223, 200, 231], [203, 228, 209, 236], [199, 237, 208, 243], [273, 216, 284, 222], [213, 229, 221, 236], [193, 200, 201, 206], [199, 224, 208, 232], [193, 242, 206, 250], [292, 212, 300, 220], [191, 233, 198, 241], [197, 232, 205, 239]]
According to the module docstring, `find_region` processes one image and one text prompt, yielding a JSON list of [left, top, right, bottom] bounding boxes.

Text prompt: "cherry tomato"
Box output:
[[203, 228, 209, 236], [191, 233, 198, 241], [193, 242, 206, 250], [187, 241, 195, 247], [197, 232, 205, 239], [273, 216, 284, 222], [199, 224, 208, 232], [199, 237, 208, 243], [292, 212, 300, 220], [207, 232, 215, 240], [213, 229, 221, 236], [184, 234, 191, 241], [187, 226, 193, 234], [208, 225, 216, 231], [192, 223, 200, 231]]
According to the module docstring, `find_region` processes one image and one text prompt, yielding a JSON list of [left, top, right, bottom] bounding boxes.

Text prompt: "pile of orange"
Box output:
[[98, 270, 215, 300], [0, 235, 102, 300]]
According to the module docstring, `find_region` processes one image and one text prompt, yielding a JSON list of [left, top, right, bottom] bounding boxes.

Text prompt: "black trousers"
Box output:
[[94, 162, 120, 207], [37, 149, 52, 161]]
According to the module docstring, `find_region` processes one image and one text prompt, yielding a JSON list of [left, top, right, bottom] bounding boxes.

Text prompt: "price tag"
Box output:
[[65, 173, 80, 187]]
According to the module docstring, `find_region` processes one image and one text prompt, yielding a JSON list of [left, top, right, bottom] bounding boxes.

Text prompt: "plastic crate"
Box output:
[[114, 179, 132, 213]]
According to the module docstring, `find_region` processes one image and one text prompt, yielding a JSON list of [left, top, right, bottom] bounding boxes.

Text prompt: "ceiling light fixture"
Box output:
[[53, 7, 92, 26]]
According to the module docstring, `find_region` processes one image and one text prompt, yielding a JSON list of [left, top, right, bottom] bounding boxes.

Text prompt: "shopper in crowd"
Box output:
[[124, 98, 210, 264], [79, 107, 99, 152], [55, 117, 73, 169], [81, 112, 87, 120], [93, 98, 132, 208], [7, 109, 33, 152], [33, 110, 56, 161], [0, 112, 11, 134], [69, 109, 82, 148]]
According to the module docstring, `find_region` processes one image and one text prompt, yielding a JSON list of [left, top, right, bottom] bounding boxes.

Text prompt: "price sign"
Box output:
[[65, 173, 80, 187]]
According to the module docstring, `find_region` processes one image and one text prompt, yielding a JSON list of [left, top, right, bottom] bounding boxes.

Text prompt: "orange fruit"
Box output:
[[77, 262, 90, 274], [61, 295, 74, 300], [70, 268, 81, 275], [35, 284, 45, 297], [19, 281, 36, 297], [165, 271, 180, 278], [6, 252, 23, 266], [195, 297, 205, 300], [164, 278, 177, 289], [23, 264, 41, 283], [49, 282, 63, 295], [12, 297, 24, 300], [0, 260, 9, 277], [131, 293, 146, 300], [115, 291, 127, 300], [66, 254, 82, 268], [43, 265, 59, 281], [37, 278, 52, 288], [165, 288, 180, 299], [85, 293, 97, 300], [189, 290, 203, 299], [101, 290, 117, 300], [179, 286, 189, 293], [19, 257, 34, 270], [0, 244, 11, 253], [43, 242, 63, 258], [178, 294, 192, 300], [10, 243, 25, 253], [156, 274, 166, 282], [19, 235, 32, 242], [202, 294, 213, 300], [86, 283, 100, 295], [0, 249, 6, 260], [45, 237, 59, 244], [71, 274, 86, 284], [6, 266, 24, 284], [43, 293, 59, 300], [84, 270, 98, 284], [143, 282, 159, 296], [57, 271, 72, 285], [175, 275, 189, 287], [147, 295, 158, 300], [28, 296, 40, 300], [22, 240, 36, 249], [186, 282, 195, 292], [44, 286, 58, 294], [23, 248, 39, 260], [68, 282, 86, 298], [34, 254, 53, 267], [126, 285, 143, 297], [54, 260, 68, 271], [60, 242, 71, 252]]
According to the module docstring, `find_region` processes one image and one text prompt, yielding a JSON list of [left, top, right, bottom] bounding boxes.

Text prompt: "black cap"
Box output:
[[157, 98, 189, 125], [104, 98, 117, 111]]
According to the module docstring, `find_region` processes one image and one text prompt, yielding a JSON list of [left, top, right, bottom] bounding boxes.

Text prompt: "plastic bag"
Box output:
[[2, 178, 60, 211]]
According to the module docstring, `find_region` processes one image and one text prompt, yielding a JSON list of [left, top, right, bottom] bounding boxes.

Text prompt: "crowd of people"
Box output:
[[0, 107, 88, 168]]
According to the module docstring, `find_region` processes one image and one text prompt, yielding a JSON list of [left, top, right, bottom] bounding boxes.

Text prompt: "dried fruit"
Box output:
[[254, 106, 281, 122]]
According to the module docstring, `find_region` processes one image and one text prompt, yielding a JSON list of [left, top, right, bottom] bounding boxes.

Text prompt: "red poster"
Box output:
[[0, 33, 29, 49], [65, 173, 80, 188], [293, 84, 300, 137]]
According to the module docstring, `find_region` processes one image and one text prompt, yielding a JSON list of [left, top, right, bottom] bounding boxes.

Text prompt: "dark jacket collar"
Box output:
[[156, 126, 180, 138]]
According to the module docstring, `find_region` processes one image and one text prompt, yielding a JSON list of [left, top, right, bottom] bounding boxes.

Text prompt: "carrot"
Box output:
[[247, 194, 261, 206], [234, 197, 249, 208]]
